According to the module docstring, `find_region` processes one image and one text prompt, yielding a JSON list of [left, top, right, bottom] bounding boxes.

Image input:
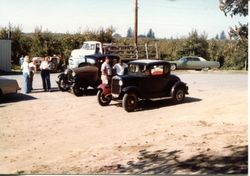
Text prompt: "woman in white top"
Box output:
[[40, 56, 51, 92], [21, 56, 31, 93]]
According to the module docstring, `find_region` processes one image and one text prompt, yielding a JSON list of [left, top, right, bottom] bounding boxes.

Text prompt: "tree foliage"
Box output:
[[220, 0, 248, 39], [0, 24, 247, 70], [126, 27, 133, 38], [219, 0, 248, 17], [146, 28, 155, 39], [177, 30, 209, 59]]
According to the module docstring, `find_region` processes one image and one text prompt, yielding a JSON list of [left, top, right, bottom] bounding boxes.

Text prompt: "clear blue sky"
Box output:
[[0, 0, 247, 39]]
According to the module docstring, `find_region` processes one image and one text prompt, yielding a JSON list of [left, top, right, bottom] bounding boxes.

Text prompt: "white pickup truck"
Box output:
[[68, 41, 105, 69]]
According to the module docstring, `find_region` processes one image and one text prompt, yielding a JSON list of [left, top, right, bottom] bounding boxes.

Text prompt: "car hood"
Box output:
[[0, 78, 20, 89]]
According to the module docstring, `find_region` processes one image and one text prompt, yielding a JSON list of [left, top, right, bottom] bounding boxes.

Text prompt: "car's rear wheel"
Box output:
[[0, 89, 3, 103], [170, 64, 177, 71], [122, 93, 138, 112], [202, 67, 209, 71], [173, 87, 185, 104], [72, 85, 84, 96], [97, 90, 111, 106]]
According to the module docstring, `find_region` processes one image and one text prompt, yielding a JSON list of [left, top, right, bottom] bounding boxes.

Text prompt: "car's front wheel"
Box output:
[[97, 90, 111, 106], [72, 85, 84, 96], [58, 77, 70, 92], [173, 87, 185, 104], [122, 93, 138, 112]]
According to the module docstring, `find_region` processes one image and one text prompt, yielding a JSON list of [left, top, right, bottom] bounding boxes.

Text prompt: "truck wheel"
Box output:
[[173, 87, 185, 104], [58, 77, 70, 91], [97, 90, 111, 106], [171, 64, 177, 71], [122, 93, 138, 112], [72, 85, 84, 96]]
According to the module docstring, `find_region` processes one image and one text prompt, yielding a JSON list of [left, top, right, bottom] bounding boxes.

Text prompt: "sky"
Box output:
[[0, 0, 248, 39]]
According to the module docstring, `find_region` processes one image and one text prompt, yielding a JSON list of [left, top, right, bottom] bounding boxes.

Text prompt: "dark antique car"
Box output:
[[56, 54, 120, 96], [97, 59, 189, 112]]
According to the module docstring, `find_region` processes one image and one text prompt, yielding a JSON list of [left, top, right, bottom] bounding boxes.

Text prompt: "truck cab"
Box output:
[[68, 41, 104, 69]]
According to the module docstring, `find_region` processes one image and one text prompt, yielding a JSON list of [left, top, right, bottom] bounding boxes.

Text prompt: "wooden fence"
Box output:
[[104, 43, 160, 60]]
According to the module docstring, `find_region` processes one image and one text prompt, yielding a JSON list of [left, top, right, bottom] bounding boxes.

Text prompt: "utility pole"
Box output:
[[134, 0, 138, 58]]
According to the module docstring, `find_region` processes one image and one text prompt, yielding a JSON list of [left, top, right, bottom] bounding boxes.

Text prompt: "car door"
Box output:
[[142, 64, 170, 98], [191, 57, 203, 69]]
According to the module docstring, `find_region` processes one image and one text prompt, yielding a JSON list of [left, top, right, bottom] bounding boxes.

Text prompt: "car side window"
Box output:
[[192, 58, 200, 61]]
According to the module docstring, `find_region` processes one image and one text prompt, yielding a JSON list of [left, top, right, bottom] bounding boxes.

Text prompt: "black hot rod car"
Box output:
[[56, 54, 120, 96], [97, 59, 189, 112]]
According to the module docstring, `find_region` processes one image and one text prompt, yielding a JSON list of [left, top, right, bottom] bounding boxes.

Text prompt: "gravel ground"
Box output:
[[0, 71, 248, 174]]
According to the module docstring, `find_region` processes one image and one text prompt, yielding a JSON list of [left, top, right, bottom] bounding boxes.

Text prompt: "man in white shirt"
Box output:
[[113, 60, 128, 76], [101, 57, 112, 84]]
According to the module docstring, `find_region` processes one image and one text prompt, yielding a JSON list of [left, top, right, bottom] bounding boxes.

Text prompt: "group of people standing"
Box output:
[[101, 57, 128, 84], [20, 56, 52, 94]]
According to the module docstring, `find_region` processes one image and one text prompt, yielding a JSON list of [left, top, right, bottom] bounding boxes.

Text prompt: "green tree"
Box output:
[[177, 30, 209, 58], [126, 27, 133, 38], [146, 28, 155, 39], [220, 0, 248, 69], [220, 0, 248, 39], [220, 30, 227, 40]]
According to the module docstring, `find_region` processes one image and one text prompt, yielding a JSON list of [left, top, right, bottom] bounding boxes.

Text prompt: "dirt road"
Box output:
[[0, 71, 248, 174]]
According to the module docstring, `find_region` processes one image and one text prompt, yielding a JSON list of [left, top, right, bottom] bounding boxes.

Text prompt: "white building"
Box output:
[[0, 40, 11, 72]]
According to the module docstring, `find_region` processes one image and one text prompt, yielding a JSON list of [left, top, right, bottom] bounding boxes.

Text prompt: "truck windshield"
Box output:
[[82, 43, 96, 50]]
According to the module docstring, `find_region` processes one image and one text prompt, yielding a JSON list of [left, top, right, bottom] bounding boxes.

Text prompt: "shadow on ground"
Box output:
[[135, 97, 202, 112], [30, 87, 61, 93], [0, 93, 37, 105], [97, 145, 248, 174], [109, 97, 202, 111]]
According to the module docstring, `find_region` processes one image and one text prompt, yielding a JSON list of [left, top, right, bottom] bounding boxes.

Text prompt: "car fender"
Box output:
[[171, 81, 189, 97], [98, 83, 111, 96], [57, 73, 66, 79], [56, 73, 67, 84]]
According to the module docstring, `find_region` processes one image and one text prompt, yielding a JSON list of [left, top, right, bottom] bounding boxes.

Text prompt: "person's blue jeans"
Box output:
[[23, 72, 30, 93], [41, 70, 51, 91]]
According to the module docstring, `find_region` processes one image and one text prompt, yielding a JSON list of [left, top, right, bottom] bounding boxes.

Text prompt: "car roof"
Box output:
[[129, 59, 169, 66], [85, 54, 120, 60]]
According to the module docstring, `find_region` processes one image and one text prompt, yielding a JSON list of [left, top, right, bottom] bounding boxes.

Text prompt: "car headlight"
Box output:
[[119, 80, 123, 86], [72, 71, 76, 77]]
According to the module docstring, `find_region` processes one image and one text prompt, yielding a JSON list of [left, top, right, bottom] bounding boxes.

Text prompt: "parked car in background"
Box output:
[[97, 59, 188, 112], [32, 55, 64, 72], [168, 56, 220, 71], [0, 77, 20, 101], [57, 54, 120, 96]]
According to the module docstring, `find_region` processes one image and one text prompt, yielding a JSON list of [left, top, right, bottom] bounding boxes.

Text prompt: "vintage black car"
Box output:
[[97, 59, 189, 112], [56, 54, 120, 96]]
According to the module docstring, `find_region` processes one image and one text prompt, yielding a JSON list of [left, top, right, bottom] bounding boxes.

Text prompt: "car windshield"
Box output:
[[179, 57, 187, 62], [128, 64, 148, 76]]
